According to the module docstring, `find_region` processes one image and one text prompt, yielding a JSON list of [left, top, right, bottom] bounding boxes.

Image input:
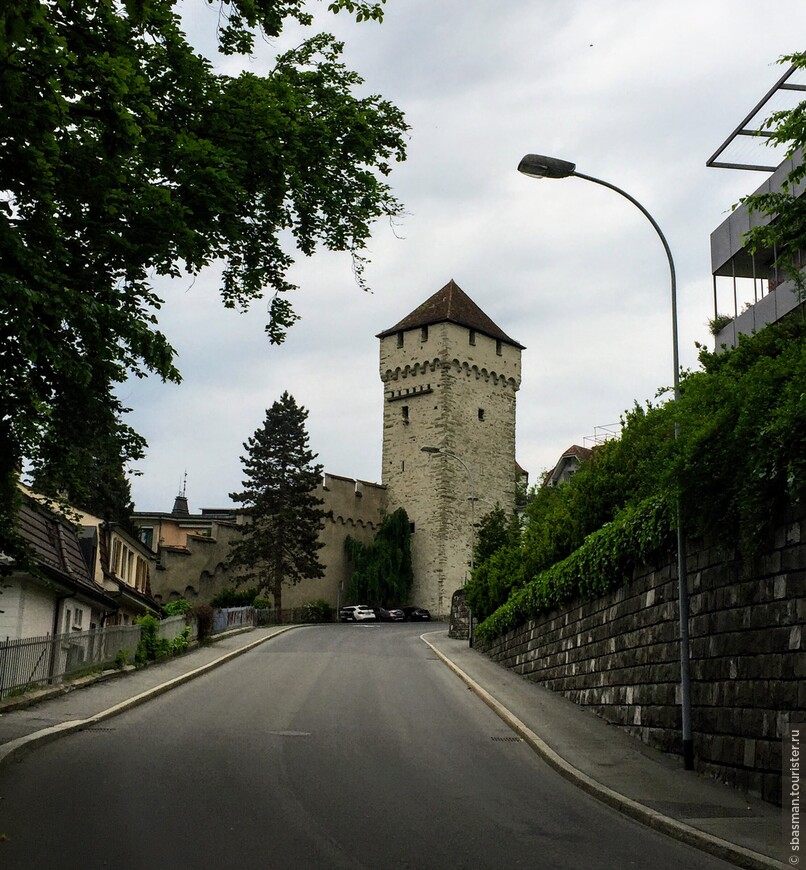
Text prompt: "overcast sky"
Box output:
[[122, 1, 806, 513]]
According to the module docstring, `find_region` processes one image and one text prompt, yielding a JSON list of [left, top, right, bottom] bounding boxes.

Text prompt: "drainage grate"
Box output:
[[491, 735, 522, 743], [83, 727, 115, 733]]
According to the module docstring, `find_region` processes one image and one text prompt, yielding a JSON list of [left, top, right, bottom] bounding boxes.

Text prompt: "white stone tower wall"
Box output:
[[380, 321, 521, 616]]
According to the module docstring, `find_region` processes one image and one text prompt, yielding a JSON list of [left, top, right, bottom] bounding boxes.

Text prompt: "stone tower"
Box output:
[[377, 279, 523, 616]]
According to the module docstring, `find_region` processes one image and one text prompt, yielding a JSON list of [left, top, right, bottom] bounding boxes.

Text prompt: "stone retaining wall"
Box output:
[[474, 508, 805, 804]]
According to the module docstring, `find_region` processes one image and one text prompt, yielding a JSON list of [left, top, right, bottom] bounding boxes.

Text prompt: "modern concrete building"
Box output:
[[707, 63, 805, 348]]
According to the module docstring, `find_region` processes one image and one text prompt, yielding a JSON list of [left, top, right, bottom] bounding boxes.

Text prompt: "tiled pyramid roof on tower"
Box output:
[[377, 279, 525, 349]]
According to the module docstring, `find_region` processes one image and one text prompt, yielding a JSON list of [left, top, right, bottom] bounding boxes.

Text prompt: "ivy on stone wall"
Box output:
[[474, 496, 674, 643], [344, 508, 413, 606]]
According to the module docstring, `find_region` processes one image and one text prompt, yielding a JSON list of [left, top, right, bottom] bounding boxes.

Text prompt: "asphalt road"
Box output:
[[0, 624, 737, 870]]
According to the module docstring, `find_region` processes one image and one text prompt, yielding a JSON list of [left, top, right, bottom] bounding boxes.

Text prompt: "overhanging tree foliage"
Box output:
[[741, 51, 806, 301], [0, 0, 406, 559], [344, 507, 412, 605], [227, 392, 325, 617]]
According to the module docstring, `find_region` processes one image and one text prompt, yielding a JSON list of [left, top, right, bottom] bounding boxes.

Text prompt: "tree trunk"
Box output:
[[274, 574, 283, 624]]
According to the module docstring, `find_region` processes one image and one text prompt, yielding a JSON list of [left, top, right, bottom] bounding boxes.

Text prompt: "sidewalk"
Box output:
[[423, 631, 783, 870], [0, 624, 784, 868], [0, 625, 295, 764]]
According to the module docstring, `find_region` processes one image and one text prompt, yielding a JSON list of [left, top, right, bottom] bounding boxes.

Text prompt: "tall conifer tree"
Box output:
[[228, 393, 325, 617]]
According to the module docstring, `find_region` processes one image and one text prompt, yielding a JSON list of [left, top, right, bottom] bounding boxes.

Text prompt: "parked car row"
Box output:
[[339, 605, 431, 623]]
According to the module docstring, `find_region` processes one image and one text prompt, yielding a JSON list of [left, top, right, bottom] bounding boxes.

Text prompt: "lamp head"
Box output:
[[420, 446, 441, 454], [518, 153, 576, 180]]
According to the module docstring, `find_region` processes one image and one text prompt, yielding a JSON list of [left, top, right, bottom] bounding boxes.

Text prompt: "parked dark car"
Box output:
[[374, 607, 405, 621], [402, 606, 431, 622]]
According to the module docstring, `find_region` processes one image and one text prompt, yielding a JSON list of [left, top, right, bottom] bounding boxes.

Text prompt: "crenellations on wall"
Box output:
[[144, 472, 386, 609], [474, 507, 806, 805], [380, 316, 521, 616]]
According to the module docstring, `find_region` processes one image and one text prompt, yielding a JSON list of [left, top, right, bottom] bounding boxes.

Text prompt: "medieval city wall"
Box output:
[[149, 473, 385, 608]]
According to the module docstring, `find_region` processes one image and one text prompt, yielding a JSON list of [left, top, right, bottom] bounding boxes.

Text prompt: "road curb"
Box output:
[[420, 634, 781, 870], [0, 625, 299, 770]]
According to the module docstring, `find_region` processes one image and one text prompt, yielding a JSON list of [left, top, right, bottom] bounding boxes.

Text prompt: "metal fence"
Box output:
[[0, 624, 142, 700], [212, 606, 255, 634], [0, 606, 260, 700]]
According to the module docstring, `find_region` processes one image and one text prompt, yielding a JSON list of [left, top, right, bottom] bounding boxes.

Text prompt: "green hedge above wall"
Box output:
[[471, 315, 806, 642], [474, 496, 674, 643]]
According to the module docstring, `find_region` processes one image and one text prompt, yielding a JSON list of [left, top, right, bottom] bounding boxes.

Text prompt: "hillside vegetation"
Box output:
[[469, 317, 806, 641]]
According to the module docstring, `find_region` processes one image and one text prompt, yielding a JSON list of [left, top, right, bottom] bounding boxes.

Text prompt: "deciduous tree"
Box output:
[[0, 0, 406, 559], [228, 392, 325, 616]]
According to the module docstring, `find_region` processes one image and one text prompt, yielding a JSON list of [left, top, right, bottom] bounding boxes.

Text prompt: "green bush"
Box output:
[[473, 317, 806, 642], [210, 587, 261, 608], [301, 599, 333, 623], [169, 626, 191, 654], [135, 614, 171, 664], [162, 598, 193, 616]]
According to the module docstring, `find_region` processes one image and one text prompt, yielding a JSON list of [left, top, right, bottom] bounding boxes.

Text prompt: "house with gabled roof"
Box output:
[[0, 490, 117, 642], [77, 511, 161, 625], [542, 445, 594, 488]]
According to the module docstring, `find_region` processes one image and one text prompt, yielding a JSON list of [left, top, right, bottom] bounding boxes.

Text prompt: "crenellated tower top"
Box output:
[[378, 279, 524, 616]]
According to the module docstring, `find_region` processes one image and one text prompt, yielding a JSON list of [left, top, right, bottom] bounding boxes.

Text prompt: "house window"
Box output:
[[478, 408, 485, 421], [402, 405, 409, 422], [420, 325, 428, 342], [74, 609, 83, 628], [112, 539, 122, 575], [64, 609, 71, 633], [401, 460, 405, 472], [139, 527, 154, 550], [409, 522, 416, 534], [496, 339, 502, 356], [397, 331, 404, 348], [469, 329, 476, 346]]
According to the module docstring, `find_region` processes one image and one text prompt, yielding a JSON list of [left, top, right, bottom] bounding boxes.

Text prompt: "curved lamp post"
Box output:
[[517, 154, 693, 771]]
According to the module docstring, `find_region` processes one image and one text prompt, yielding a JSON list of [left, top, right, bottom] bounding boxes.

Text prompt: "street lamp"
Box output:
[[518, 153, 694, 771]]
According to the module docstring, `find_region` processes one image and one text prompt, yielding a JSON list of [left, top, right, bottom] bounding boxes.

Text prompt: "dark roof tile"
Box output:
[[377, 279, 524, 349]]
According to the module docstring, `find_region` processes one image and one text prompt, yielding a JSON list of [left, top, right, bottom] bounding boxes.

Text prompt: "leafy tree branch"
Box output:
[[0, 0, 406, 558]]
